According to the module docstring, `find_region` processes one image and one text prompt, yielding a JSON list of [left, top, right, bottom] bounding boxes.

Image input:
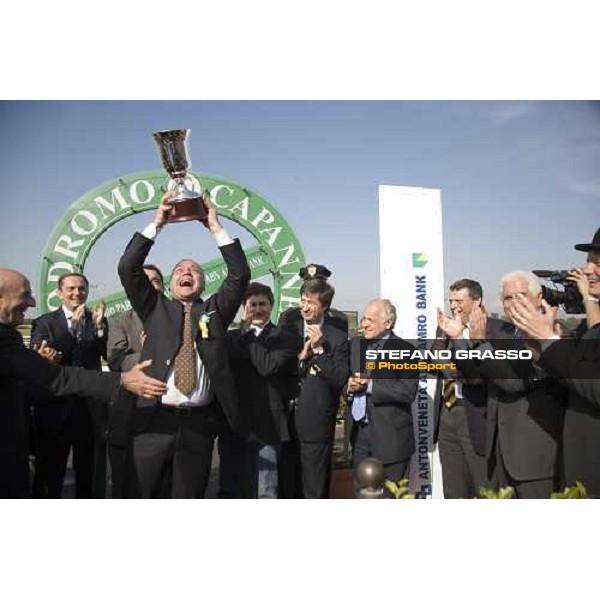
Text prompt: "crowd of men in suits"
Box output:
[[432, 231, 600, 499], [1, 193, 599, 498]]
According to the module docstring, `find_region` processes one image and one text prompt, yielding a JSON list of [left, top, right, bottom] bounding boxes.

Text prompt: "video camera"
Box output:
[[532, 270, 584, 314]]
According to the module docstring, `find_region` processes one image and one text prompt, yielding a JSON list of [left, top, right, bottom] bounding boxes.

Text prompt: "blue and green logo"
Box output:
[[412, 253, 428, 268]]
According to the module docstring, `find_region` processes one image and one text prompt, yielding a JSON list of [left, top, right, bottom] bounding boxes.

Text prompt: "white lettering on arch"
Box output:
[[259, 226, 283, 247], [94, 187, 131, 218], [251, 207, 275, 228], [210, 185, 235, 208], [71, 210, 98, 236], [230, 196, 249, 221], [274, 244, 301, 269], [53, 235, 83, 260], [130, 180, 154, 204], [46, 288, 61, 312]]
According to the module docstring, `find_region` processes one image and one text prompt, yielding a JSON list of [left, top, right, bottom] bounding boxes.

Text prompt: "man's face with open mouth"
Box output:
[[170, 259, 205, 302]]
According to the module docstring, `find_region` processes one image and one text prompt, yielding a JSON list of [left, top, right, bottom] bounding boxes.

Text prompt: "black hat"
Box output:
[[299, 264, 332, 281], [574, 227, 600, 252]]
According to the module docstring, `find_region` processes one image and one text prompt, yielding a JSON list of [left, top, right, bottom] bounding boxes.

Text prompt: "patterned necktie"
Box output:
[[174, 303, 197, 396], [443, 380, 457, 409], [70, 313, 85, 366]]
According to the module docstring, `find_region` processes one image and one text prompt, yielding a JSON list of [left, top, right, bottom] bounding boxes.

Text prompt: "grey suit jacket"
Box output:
[[432, 318, 505, 456], [107, 308, 144, 372], [453, 320, 566, 482]]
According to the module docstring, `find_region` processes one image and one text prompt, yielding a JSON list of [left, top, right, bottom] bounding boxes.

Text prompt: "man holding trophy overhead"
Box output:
[[116, 129, 250, 498]]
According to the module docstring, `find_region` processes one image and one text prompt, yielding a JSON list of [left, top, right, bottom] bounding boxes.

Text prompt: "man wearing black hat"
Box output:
[[278, 268, 349, 498], [277, 264, 349, 498], [279, 264, 349, 335], [508, 227, 600, 495]]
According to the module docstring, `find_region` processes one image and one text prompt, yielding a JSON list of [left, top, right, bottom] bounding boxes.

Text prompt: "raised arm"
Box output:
[[203, 201, 250, 326]]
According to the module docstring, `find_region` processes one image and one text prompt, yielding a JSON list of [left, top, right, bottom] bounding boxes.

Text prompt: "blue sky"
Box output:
[[1, 100, 598, 317]]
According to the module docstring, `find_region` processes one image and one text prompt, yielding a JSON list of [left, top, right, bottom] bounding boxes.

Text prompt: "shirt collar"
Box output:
[[303, 316, 325, 337], [369, 332, 391, 345], [61, 305, 74, 320]]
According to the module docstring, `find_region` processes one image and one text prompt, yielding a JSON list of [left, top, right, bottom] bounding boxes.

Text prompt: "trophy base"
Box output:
[[166, 196, 206, 223]]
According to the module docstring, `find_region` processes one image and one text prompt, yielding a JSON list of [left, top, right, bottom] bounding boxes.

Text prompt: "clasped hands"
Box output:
[[70, 301, 106, 332], [298, 324, 324, 361], [347, 372, 369, 395], [34, 340, 62, 364]]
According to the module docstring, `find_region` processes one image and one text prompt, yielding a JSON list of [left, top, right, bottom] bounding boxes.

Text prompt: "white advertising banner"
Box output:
[[378, 185, 445, 498]]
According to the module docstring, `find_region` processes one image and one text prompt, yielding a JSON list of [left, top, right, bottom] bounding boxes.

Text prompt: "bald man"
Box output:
[[347, 299, 419, 483]]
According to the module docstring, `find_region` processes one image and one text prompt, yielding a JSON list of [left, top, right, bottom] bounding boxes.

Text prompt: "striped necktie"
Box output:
[[443, 380, 457, 409], [69, 313, 85, 366]]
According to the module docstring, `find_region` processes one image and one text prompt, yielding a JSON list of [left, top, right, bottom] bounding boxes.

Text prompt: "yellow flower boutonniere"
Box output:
[[198, 311, 216, 339]]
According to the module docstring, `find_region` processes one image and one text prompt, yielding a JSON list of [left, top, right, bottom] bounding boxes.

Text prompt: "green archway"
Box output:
[[39, 170, 306, 321]]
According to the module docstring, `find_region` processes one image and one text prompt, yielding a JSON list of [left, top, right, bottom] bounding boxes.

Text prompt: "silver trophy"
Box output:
[[152, 129, 207, 223]]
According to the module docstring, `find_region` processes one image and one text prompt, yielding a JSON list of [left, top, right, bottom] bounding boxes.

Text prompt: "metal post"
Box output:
[[355, 457, 385, 499]]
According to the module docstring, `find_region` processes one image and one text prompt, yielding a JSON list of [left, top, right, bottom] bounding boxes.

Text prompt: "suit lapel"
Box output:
[[384, 332, 398, 345], [350, 337, 363, 373], [319, 321, 336, 354], [81, 309, 92, 341], [261, 321, 274, 338], [167, 298, 185, 337], [132, 311, 144, 341], [191, 299, 206, 345]]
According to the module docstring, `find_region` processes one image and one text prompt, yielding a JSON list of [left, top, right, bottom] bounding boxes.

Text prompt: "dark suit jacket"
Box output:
[[30, 307, 108, 435], [348, 333, 419, 464], [116, 232, 250, 442], [107, 308, 144, 372], [290, 321, 349, 444], [432, 318, 505, 456], [454, 320, 566, 482], [0, 323, 120, 498], [30, 308, 107, 370], [538, 323, 600, 494], [227, 322, 301, 445]]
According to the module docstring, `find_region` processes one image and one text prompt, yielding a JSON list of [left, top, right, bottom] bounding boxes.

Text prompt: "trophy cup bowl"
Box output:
[[152, 129, 207, 223]]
